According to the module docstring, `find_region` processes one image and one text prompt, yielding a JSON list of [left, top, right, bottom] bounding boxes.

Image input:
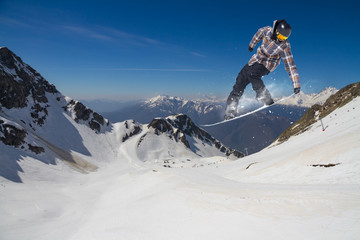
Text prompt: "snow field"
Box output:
[[0, 98, 360, 239]]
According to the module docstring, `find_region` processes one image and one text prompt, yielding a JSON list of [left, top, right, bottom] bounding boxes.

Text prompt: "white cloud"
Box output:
[[92, 68, 211, 72], [64, 26, 114, 41], [64, 25, 161, 47], [190, 51, 207, 58]]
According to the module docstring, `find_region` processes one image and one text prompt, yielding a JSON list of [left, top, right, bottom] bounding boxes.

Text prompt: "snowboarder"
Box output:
[[224, 19, 301, 120]]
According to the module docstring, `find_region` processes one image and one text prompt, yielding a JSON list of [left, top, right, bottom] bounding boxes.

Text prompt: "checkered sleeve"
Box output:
[[281, 43, 300, 89], [249, 27, 268, 49]]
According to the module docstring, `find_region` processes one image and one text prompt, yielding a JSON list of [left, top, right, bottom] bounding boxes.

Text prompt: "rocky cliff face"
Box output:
[[0, 119, 45, 154], [0, 47, 59, 128], [275, 82, 360, 144], [0, 47, 58, 110], [0, 47, 109, 140]]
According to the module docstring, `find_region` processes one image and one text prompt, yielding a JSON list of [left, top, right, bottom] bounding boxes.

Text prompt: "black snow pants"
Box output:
[[226, 63, 273, 110]]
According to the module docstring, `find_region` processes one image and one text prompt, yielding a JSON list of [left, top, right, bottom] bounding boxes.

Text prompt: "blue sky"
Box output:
[[1, 0, 359, 100]]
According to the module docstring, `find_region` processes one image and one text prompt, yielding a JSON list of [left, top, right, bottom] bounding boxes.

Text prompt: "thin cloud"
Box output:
[[0, 16, 31, 28], [64, 26, 114, 41], [101, 68, 212, 72], [190, 51, 207, 58], [64, 25, 161, 47], [99, 26, 161, 46]]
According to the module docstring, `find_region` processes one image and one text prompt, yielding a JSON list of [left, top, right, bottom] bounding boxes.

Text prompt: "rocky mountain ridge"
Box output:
[[146, 114, 242, 158]]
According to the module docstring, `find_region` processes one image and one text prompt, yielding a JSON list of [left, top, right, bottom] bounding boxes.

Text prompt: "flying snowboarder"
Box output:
[[224, 19, 301, 120]]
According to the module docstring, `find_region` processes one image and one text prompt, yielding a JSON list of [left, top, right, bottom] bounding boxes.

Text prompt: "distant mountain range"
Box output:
[[103, 88, 338, 125], [102, 88, 338, 154], [102, 95, 224, 125]]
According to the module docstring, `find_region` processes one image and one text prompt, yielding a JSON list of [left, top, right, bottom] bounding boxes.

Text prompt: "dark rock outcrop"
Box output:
[[0, 47, 58, 110], [0, 119, 45, 154], [0, 121, 27, 147], [28, 144, 45, 154], [122, 120, 142, 142], [65, 100, 109, 132], [0, 47, 59, 129]]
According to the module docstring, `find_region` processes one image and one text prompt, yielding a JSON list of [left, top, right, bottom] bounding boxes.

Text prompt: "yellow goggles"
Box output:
[[276, 31, 288, 41]]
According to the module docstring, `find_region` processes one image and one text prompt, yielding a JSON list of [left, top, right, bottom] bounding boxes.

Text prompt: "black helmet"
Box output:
[[275, 20, 291, 41]]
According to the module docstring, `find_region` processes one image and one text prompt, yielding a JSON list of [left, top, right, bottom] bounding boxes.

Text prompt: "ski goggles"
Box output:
[[276, 31, 288, 41]]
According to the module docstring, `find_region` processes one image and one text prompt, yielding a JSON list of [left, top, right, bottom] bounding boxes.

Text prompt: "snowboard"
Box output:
[[201, 94, 294, 127]]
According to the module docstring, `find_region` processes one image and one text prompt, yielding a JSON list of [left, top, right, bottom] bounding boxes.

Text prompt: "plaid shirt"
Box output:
[[248, 26, 300, 88]]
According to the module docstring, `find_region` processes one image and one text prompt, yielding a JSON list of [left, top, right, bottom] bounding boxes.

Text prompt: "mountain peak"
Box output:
[[278, 87, 338, 107], [0, 47, 24, 72], [146, 113, 243, 159], [145, 95, 186, 106], [317, 86, 338, 96], [0, 48, 58, 110]]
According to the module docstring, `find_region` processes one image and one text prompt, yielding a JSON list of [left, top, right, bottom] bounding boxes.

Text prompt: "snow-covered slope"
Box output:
[[224, 95, 360, 184]]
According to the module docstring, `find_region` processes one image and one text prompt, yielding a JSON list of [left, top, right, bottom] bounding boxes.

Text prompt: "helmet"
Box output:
[[275, 20, 291, 41]]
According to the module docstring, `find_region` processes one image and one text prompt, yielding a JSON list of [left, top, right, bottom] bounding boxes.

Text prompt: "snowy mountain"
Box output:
[[140, 114, 242, 164], [278, 87, 338, 107], [1, 77, 359, 239], [0, 47, 241, 182]]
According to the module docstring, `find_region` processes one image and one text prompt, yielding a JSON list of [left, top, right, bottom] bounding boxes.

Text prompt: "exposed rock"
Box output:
[[122, 120, 142, 142], [311, 163, 341, 168], [65, 100, 107, 132], [0, 47, 59, 129], [28, 144, 45, 154], [30, 103, 49, 126], [0, 121, 27, 147], [0, 47, 58, 110], [148, 118, 174, 136]]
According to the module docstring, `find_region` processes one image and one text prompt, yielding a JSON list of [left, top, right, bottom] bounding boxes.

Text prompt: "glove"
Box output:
[[294, 87, 300, 94], [248, 46, 253, 52]]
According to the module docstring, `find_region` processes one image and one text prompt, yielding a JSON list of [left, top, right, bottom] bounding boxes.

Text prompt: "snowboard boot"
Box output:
[[224, 94, 241, 120], [256, 88, 274, 106], [224, 109, 237, 120], [264, 98, 274, 106]]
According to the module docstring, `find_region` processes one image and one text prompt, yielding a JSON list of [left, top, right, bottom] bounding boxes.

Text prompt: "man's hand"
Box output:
[[294, 87, 300, 94], [248, 46, 253, 52]]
